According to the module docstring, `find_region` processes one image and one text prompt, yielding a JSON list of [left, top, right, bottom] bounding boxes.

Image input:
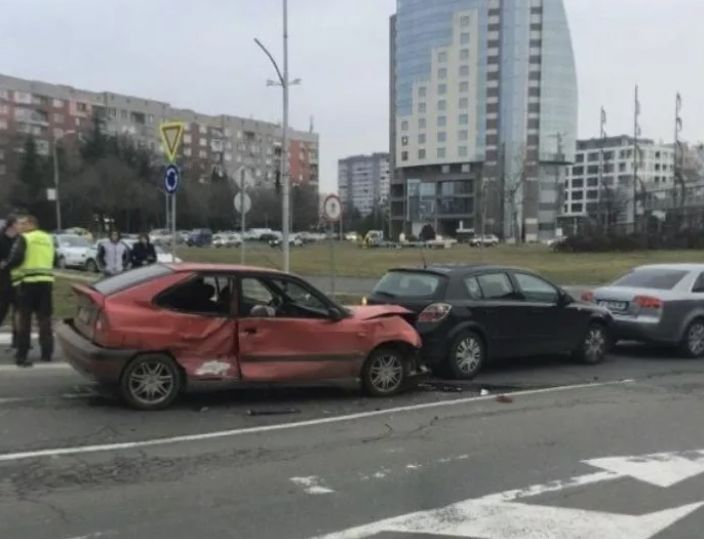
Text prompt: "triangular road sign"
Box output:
[[159, 121, 185, 163]]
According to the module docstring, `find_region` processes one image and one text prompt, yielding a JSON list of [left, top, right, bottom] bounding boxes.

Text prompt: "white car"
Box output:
[[122, 239, 182, 264], [54, 234, 94, 269], [149, 229, 171, 246], [213, 233, 242, 248], [469, 234, 500, 247]]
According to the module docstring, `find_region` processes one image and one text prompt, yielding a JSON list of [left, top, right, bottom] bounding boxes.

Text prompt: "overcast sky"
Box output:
[[1, 0, 703, 192]]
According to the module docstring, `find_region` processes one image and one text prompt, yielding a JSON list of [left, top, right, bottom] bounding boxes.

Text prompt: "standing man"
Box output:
[[97, 229, 130, 277], [130, 233, 157, 267], [6, 214, 55, 367], [0, 215, 19, 345]]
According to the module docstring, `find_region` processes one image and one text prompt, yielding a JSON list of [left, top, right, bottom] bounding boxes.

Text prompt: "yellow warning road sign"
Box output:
[[159, 121, 185, 163]]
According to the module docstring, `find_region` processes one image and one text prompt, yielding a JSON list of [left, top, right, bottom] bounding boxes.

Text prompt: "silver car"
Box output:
[[586, 264, 704, 357]]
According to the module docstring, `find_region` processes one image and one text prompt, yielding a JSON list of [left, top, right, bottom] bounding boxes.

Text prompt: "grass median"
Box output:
[[177, 242, 704, 285]]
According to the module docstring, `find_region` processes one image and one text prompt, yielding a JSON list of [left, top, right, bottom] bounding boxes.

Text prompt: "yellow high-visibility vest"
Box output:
[[19, 230, 55, 284]]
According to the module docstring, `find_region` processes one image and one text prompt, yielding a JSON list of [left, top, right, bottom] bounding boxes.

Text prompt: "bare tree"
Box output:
[[502, 146, 528, 242]]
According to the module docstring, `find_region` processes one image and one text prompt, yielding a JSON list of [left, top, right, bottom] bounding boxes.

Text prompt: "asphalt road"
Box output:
[[1, 344, 704, 538]]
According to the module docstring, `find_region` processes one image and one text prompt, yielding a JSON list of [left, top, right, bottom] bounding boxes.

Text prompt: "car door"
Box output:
[[511, 272, 581, 355], [236, 274, 366, 382], [154, 273, 239, 380], [471, 271, 530, 358]]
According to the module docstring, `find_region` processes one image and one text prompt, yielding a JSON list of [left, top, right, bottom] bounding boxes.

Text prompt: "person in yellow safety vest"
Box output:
[[6, 214, 55, 367]]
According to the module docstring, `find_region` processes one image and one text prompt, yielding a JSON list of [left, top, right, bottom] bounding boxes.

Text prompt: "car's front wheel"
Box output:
[[57, 256, 66, 269], [574, 322, 608, 364], [120, 354, 183, 410], [361, 347, 407, 397], [679, 319, 704, 358], [447, 330, 485, 379], [84, 259, 98, 273]]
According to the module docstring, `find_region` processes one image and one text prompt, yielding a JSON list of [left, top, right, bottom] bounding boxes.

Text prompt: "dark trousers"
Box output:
[[16, 282, 53, 361], [0, 279, 17, 345]]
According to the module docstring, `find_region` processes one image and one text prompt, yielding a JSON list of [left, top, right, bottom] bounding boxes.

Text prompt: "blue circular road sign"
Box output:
[[164, 164, 180, 194]]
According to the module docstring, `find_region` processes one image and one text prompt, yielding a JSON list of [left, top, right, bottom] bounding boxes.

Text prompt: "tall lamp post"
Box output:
[[254, 0, 301, 272], [52, 129, 76, 231]]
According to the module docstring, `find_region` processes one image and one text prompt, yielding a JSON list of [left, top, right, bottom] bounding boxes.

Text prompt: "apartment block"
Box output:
[[338, 153, 390, 216], [0, 73, 319, 189]]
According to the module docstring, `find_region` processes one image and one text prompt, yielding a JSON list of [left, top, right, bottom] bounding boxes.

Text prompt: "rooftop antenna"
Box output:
[[309, 115, 314, 133]]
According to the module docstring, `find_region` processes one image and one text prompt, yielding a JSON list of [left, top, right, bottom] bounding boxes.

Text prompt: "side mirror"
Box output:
[[558, 291, 573, 306], [328, 307, 344, 322]]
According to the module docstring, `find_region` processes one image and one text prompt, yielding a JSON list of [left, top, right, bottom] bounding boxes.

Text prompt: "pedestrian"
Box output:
[[0, 215, 19, 346], [6, 214, 55, 367], [130, 233, 157, 267], [97, 229, 130, 277]]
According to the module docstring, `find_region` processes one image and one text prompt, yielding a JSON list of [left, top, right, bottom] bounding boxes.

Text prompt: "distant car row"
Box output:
[[149, 228, 327, 248]]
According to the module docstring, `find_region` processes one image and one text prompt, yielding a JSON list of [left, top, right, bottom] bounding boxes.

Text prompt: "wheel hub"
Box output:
[[456, 337, 481, 373]]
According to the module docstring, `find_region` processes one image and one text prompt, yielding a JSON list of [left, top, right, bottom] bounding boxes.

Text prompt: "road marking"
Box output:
[[585, 449, 704, 488], [0, 333, 37, 344], [0, 363, 71, 372], [290, 476, 335, 495], [0, 392, 96, 405], [0, 379, 632, 463]]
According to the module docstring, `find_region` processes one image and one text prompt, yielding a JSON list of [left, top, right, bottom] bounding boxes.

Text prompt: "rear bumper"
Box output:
[[610, 315, 679, 345], [56, 320, 136, 384]]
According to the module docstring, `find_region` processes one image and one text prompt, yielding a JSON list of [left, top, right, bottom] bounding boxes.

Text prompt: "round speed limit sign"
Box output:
[[322, 194, 342, 222]]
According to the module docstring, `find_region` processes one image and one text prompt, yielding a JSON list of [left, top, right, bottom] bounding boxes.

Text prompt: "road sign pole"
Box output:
[[329, 221, 335, 298], [241, 168, 246, 265], [171, 194, 177, 258]]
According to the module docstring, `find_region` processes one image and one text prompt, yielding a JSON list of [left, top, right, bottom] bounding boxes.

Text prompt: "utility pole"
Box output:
[[51, 129, 76, 231], [633, 85, 641, 231], [674, 93, 684, 208], [599, 107, 607, 230]]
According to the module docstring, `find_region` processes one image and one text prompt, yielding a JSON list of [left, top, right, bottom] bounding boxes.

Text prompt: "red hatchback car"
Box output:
[[57, 264, 421, 410]]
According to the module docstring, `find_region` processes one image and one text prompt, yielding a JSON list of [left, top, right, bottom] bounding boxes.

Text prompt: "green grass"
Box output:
[[54, 277, 82, 319], [176, 242, 704, 285]]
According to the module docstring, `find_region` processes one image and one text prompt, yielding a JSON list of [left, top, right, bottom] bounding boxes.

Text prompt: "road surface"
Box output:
[[1, 342, 704, 538]]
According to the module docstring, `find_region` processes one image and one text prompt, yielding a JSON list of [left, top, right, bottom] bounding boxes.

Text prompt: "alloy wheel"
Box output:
[[688, 322, 704, 356], [455, 336, 482, 375], [368, 353, 403, 394], [584, 326, 606, 362], [127, 360, 175, 407]]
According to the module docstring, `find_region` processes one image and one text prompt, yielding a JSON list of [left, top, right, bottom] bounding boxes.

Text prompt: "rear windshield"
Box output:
[[93, 264, 173, 295], [373, 271, 444, 298], [611, 269, 688, 290]]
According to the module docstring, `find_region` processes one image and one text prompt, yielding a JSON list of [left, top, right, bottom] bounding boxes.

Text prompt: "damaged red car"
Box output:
[[57, 264, 421, 410]]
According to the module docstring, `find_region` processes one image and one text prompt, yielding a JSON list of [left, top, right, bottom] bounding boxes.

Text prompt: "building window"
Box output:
[[418, 133, 426, 144], [76, 102, 87, 112], [184, 134, 192, 144], [437, 116, 447, 127], [460, 32, 470, 44], [460, 15, 470, 26], [53, 113, 64, 123], [401, 136, 409, 146], [199, 125, 207, 134], [458, 146, 468, 157], [401, 120, 409, 131], [418, 102, 426, 114], [438, 100, 446, 111], [0, 119, 6, 130], [199, 150, 207, 158], [438, 68, 447, 79], [571, 203, 583, 213], [459, 130, 469, 141], [184, 147, 192, 157], [460, 49, 470, 60], [459, 81, 469, 93], [52, 99, 63, 108], [437, 147, 446, 158], [459, 114, 469, 125], [572, 178, 584, 188], [418, 149, 426, 159], [572, 166, 584, 175], [575, 153, 584, 163], [418, 86, 426, 98], [438, 132, 447, 143], [199, 137, 207, 147], [418, 118, 426, 129], [120, 110, 128, 119], [401, 151, 408, 161], [438, 83, 447, 95], [438, 51, 448, 63], [459, 65, 470, 77], [459, 97, 468, 108]]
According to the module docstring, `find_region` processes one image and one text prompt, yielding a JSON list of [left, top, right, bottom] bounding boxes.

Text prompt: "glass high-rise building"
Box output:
[[389, 0, 577, 241]]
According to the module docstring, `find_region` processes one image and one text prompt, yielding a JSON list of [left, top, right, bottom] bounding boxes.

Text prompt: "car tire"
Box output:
[[361, 347, 407, 397], [57, 256, 66, 269], [84, 259, 98, 273], [574, 322, 609, 364], [679, 319, 704, 358], [446, 330, 485, 380], [120, 354, 183, 411]]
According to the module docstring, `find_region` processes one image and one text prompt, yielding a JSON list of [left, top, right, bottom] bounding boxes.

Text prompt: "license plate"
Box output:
[[598, 300, 628, 312]]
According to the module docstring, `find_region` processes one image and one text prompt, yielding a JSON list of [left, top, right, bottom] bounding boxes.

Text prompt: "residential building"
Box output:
[[562, 135, 674, 227], [338, 153, 390, 216], [389, 0, 577, 241], [0, 73, 318, 189]]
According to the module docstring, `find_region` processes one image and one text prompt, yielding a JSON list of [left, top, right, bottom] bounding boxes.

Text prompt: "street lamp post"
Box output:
[[52, 129, 76, 231], [255, 0, 301, 273]]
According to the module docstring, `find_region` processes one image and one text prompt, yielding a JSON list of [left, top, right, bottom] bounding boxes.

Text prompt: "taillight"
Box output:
[[418, 303, 452, 323], [581, 291, 594, 303], [93, 310, 108, 341], [634, 295, 663, 309]]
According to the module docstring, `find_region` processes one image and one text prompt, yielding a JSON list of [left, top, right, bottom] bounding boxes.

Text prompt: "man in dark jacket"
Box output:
[[0, 215, 18, 344], [130, 233, 157, 267]]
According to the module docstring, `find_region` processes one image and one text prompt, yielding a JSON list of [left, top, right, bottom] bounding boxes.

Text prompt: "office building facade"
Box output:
[[389, 0, 577, 241], [0, 73, 318, 190], [338, 153, 390, 216]]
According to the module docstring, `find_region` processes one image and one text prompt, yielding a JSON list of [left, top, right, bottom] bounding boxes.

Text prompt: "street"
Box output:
[[1, 342, 704, 538]]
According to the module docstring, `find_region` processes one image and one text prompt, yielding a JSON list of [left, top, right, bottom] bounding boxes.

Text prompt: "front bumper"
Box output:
[[56, 320, 137, 384]]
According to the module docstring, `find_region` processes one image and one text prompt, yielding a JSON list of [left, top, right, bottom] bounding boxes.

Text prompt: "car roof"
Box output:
[[166, 262, 285, 274], [387, 264, 531, 276], [632, 263, 704, 272]]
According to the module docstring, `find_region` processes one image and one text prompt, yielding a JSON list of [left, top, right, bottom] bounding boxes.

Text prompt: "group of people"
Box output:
[[0, 216, 158, 367]]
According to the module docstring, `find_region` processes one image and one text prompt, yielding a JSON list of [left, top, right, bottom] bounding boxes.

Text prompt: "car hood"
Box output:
[[59, 246, 89, 255], [346, 304, 412, 320]]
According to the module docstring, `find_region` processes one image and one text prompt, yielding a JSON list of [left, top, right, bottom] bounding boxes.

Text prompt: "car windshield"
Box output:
[[373, 271, 444, 298], [93, 264, 173, 295], [611, 269, 689, 290], [59, 236, 89, 247]]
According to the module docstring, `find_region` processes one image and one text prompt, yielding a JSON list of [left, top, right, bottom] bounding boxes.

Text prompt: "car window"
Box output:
[[612, 269, 688, 290], [373, 271, 444, 298], [463, 276, 483, 299], [156, 275, 232, 316], [271, 278, 328, 312], [240, 277, 329, 319], [93, 264, 173, 295], [60, 236, 89, 247], [692, 273, 704, 293], [476, 273, 514, 300], [241, 277, 275, 306], [514, 273, 560, 304]]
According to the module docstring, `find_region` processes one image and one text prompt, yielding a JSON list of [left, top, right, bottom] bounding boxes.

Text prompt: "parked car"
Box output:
[[54, 234, 94, 270], [122, 239, 182, 264], [583, 264, 704, 358], [56, 264, 421, 410], [187, 228, 213, 247], [345, 232, 359, 242], [469, 234, 500, 247], [149, 229, 171, 246], [213, 232, 242, 248], [268, 233, 303, 248], [64, 227, 94, 243], [368, 265, 612, 379]]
